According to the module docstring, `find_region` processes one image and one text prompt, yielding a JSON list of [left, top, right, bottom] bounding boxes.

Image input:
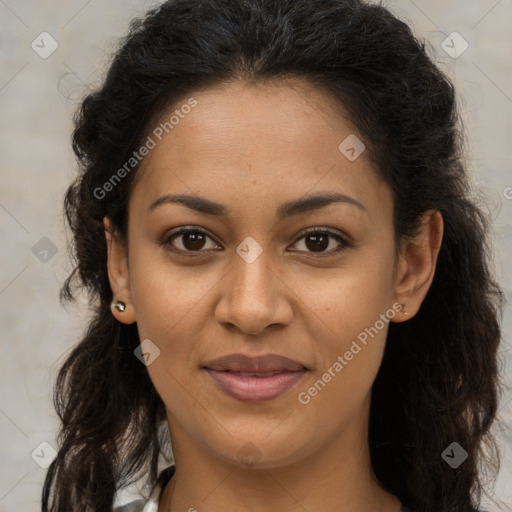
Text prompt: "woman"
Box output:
[[42, 0, 504, 511]]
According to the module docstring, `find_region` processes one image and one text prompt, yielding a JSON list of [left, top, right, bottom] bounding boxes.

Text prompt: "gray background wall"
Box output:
[[0, 0, 511, 510]]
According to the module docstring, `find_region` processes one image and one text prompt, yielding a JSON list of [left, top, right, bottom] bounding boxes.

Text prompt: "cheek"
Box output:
[[294, 253, 395, 408], [128, 252, 218, 338], [293, 250, 395, 339], [295, 308, 390, 439]]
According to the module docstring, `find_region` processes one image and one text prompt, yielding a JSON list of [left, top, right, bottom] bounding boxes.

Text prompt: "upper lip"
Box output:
[[202, 353, 307, 372]]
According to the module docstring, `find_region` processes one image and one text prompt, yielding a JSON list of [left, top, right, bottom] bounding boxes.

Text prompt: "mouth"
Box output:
[[202, 353, 309, 403]]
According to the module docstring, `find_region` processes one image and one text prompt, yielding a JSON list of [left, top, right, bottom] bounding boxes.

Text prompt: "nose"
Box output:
[[214, 248, 294, 336]]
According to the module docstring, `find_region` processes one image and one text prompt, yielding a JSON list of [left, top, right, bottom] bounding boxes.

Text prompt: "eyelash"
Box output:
[[159, 226, 353, 257]]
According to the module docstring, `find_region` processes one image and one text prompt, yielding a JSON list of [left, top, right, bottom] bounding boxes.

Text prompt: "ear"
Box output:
[[391, 210, 444, 322], [104, 216, 136, 324]]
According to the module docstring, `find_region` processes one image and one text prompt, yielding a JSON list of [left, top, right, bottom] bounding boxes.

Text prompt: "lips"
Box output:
[[202, 353, 308, 403], [202, 353, 307, 373]]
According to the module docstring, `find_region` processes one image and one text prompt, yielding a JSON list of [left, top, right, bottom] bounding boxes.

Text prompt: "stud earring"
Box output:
[[111, 300, 126, 312], [400, 304, 407, 316]]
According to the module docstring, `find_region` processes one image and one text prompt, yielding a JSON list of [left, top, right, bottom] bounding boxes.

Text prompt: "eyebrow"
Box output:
[[148, 191, 367, 220]]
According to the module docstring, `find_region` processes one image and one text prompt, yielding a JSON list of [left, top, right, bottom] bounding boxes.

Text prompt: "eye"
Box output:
[[290, 228, 352, 256], [159, 226, 352, 256], [159, 227, 220, 255]]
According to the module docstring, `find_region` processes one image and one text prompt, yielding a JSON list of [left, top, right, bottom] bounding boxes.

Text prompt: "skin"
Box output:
[[104, 78, 443, 512]]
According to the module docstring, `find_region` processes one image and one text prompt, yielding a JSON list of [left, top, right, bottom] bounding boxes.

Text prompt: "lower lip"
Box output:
[[204, 369, 307, 403]]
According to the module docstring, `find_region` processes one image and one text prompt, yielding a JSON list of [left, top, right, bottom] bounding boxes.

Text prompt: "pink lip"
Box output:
[[204, 368, 308, 403]]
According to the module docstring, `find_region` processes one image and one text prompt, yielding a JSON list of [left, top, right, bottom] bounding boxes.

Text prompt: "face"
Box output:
[[105, 78, 441, 470]]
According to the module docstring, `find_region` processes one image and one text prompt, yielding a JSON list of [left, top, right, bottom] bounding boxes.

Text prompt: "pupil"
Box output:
[[184, 232, 205, 250], [306, 234, 328, 252]]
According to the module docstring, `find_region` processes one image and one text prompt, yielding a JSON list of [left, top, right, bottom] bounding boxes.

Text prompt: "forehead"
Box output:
[[136, 77, 357, 175], [128, 78, 391, 223]]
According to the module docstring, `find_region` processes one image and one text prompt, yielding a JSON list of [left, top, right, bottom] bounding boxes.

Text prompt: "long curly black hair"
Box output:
[[42, 0, 504, 511]]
